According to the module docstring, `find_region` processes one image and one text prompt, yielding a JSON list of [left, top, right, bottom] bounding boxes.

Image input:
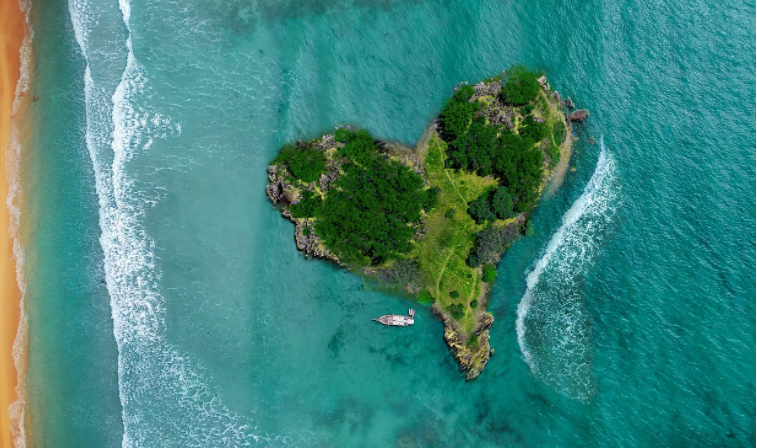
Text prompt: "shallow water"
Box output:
[[21, 0, 755, 446]]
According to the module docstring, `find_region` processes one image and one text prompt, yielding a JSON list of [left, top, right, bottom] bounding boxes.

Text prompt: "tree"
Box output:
[[501, 66, 540, 106], [467, 224, 523, 267], [336, 128, 378, 165], [447, 116, 499, 176], [491, 187, 514, 220], [467, 192, 496, 224], [289, 190, 322, 218], [520, 116, 548, 142], [277, 144, 326, 183], [440, 85, 477, 143], [314, 136, 429, 265]]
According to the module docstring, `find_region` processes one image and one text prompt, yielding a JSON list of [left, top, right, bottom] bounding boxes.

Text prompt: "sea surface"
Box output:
[[18, 0, 755, 446]]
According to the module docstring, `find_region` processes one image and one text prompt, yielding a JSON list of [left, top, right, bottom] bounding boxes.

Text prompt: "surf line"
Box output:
[[3, 0, 33, 445], [516, 138, 617, 384]]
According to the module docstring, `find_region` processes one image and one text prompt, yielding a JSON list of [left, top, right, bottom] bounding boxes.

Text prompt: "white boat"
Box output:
[[373, 309, 415, 327]]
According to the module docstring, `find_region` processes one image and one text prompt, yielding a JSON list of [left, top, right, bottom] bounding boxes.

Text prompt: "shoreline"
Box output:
[[0, 0, 29, 446], [266, 73, 575, 380]]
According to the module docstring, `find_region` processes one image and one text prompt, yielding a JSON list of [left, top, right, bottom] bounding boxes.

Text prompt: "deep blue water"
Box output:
[[20, 0, 755, 446]]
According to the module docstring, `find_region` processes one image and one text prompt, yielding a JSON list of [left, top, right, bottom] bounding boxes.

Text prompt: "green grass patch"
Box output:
[[406, 134, 496, 334]]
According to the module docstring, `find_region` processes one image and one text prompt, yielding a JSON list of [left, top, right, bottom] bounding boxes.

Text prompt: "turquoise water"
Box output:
[[21, 0, 754, 446]]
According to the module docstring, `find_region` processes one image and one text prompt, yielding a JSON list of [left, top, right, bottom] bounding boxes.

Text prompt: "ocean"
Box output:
[[18, 0, 755, 446]]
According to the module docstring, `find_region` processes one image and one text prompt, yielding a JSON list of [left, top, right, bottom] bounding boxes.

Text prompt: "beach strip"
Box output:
[[0, 0, 27, 446]]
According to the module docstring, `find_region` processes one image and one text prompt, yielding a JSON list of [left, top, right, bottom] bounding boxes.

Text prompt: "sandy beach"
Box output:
[[0, 0, 27, 446]]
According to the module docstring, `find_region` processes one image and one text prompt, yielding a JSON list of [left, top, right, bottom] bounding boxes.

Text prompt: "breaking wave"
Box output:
[[516, 141, 619, 402], [68, 0, 282, 445]]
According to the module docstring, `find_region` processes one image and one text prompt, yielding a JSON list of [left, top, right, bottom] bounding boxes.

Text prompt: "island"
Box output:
[[267, 67, 578, 380]]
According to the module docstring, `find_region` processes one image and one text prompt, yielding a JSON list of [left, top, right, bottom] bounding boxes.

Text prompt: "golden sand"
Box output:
[[0, 0, 27, 446]]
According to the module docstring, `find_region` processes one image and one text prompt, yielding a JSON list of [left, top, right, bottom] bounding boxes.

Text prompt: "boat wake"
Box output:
[[516, 141, 619, 402]]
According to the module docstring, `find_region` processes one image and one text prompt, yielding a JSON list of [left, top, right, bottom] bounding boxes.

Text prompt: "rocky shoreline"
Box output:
[[266, 72, 582, 381]]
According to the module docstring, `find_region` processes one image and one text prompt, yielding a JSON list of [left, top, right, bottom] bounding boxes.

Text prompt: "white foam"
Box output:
[[5, 0, 35, 445], [516, 139, 619, 402], [68, 0, 271, 445]]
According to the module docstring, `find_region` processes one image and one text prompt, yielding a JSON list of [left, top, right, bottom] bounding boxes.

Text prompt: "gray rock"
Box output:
[[569, 109, 589, 122], [566, 97, 574, 108]]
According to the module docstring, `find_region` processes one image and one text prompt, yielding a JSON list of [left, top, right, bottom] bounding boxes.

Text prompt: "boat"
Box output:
[[373, 309, 415, 327]]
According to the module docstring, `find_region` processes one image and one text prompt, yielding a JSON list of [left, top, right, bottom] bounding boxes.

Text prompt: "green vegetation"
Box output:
[[468, 223, 523, 268], [289, 190, 322, 218], [334, 128, 379, 164], [526, 220, 535, 237], [418, 290, 434, 305], [467, 186, 515, 224], [410, 134, 497, 334], [276, 144, 325, 183], [315, 136, 431, 265], [439, 85, 477, 142], [467, 191, 497, 223], [440, 68, 558, 216], [269, 67, 571, 360], [501, 66, 541, 106], [448, 303, 466, 319], [482, 264, 497, 283]]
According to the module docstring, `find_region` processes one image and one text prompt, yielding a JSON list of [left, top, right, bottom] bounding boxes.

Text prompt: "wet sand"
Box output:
[[0, 0, 27, 446]]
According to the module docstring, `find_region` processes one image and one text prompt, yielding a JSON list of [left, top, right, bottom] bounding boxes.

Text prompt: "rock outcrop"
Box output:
[[434, 305, 494, 381], [569, 109, 590, 122]]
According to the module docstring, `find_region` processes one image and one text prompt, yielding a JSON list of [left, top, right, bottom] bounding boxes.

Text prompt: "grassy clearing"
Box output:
[[408, 133, 497, 335]]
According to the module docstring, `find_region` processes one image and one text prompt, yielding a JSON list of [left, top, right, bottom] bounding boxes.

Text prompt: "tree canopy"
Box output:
[[501, 66, 541, 106], [276, 144, 326, 183], [314, 132, 432, 265], [440, 85, 477, 143]]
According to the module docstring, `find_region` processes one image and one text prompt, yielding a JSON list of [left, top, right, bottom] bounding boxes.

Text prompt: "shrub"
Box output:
[[467, 224, 523, 267], [418, 290, 434, 305], [470, 300, 478, 309], [491, 187, 515, 220], [467, 191, 496, 224], [526, 220, 535, 237], [501, 66, 541, 106], [450, 290, 460, 299], [445, 208, 456, 219], [302, 227, 311, 236], [482, 264, 497, 283], [290, 190, 323, 218], [465, 333, 479, 348], [423, 187, 441, 211], [521, 104, 535, 115], [448, 303, 465, 319], [374, 259, 420, 290], [277, 144, 326, 183]]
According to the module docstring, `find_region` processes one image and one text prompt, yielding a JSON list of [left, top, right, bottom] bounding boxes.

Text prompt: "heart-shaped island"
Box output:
[[267, 67, 579, 380]]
